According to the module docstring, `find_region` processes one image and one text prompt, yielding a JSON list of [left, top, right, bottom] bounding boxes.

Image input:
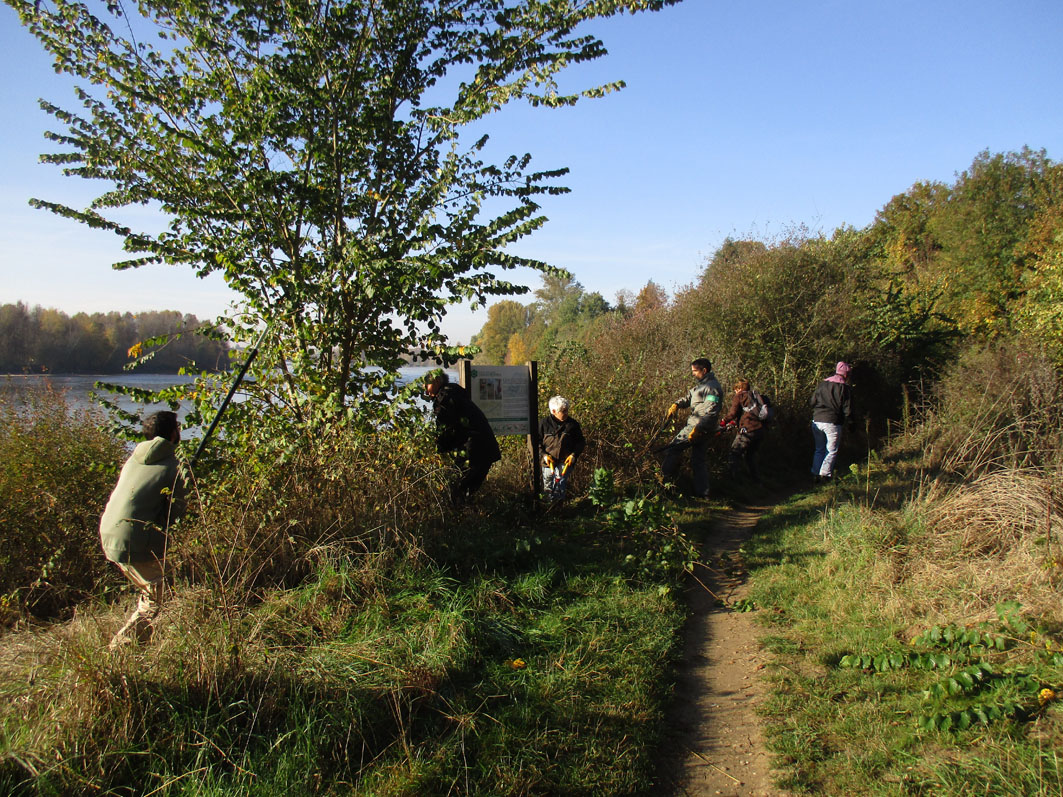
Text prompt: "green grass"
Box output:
[[745, 459, 1063, 795], [0, 481, 687, 795]]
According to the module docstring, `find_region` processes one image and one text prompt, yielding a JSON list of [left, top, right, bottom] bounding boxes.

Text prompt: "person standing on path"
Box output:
[[661, 357, 723, 498], [538, 395, 585, 501], [720, 378, 769, 483], [100, 410, 185, 649], [426, 371, 502, 505], [810, 361, 853, 482]]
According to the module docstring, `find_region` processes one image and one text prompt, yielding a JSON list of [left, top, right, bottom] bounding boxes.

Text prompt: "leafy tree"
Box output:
[[930, 149, 1061, 335], [1017, 239, 1063, 363], [534, 273, 585, 319], [682, 232, 865, 400], [581, 291, 611, 320], [634, 280, 668, 313], [9, 0, 682, 426], [0, 303, 227, 374], [868, 180, 948, 279], [0, 303, 35, 372], [470, 299, 536, 365], [506, 331, 533, 364], [474, 273, 616, 363]]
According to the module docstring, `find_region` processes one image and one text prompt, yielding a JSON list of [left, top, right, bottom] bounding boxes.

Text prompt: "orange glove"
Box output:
[[666, 403, 678, 419]]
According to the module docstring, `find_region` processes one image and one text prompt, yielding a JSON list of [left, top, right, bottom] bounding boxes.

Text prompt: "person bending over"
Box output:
[[99, 410, 185, 649]]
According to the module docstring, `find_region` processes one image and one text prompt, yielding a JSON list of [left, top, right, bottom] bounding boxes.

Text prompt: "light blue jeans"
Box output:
[[811, 421, 842, 477]]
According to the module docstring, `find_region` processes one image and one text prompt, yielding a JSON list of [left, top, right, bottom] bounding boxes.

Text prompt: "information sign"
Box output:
[[463, 364, 532, 436]]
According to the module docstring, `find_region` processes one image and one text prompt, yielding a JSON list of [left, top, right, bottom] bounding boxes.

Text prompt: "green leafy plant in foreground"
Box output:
[[588, 467, 696, 586], [839, 601, 1062, 732]]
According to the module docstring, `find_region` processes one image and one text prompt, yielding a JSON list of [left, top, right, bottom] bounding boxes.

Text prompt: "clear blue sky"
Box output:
[[3, 0, 1062, 343]]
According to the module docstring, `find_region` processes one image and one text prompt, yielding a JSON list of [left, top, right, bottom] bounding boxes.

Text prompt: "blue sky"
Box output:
[[3, 0, 1062, 343]]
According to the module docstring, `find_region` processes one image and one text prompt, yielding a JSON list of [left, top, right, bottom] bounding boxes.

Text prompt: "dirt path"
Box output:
[[656, 502, 781, 796]]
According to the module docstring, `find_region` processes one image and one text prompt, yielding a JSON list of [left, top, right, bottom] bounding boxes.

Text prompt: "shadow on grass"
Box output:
[[1, 664, 437, 796]]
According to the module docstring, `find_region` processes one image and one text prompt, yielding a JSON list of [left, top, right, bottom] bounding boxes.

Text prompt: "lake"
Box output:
[[0, 366, 453, 431]]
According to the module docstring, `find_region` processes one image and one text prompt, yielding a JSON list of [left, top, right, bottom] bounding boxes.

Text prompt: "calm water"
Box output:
[[0, 367, 451, 429], [0, 373, 199, 423]]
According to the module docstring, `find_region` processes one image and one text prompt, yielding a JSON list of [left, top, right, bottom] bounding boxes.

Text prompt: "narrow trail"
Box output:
[[656, 502, 782, 797]]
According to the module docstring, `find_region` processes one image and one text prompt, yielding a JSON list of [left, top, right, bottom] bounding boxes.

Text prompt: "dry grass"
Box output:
[[925, 342, 1063, 477], [907, 467, 1063, 624], [923, 469, 1061, 556]]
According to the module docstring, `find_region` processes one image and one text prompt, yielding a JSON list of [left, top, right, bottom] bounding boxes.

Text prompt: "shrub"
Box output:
[[0, 383, 126, 622], [925, 340, 1063, 475], [177, 420, 453, 598], [535, 308, 690, 486]]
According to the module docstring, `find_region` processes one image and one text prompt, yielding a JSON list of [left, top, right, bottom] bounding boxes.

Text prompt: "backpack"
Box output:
[[743, 389, 774, 423]]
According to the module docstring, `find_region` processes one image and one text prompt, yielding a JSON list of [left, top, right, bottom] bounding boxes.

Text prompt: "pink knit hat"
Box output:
[[835, 361, 851, 378]]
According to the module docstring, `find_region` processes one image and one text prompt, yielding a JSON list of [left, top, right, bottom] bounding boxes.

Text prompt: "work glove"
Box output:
[[688, 425, 704, 442], [562, 454, 575, 472], [543, 454, 555, 469], [666, 403, 678, 420]]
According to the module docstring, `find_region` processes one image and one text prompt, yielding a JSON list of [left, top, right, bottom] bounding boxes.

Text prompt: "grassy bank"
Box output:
[[1, 543, 683, 794], [746, 452, 1063, 795], [0, 390, 697, 794], [6, 352, 1063, 794]]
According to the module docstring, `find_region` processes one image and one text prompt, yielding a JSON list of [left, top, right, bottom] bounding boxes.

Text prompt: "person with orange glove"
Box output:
[[539, 395, 586, 501], [720, 378, 773, 483], [661, 357, 723, 498]]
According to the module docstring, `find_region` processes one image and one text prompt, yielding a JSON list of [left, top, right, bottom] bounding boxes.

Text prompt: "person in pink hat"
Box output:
[[809, 361, 853, 482]]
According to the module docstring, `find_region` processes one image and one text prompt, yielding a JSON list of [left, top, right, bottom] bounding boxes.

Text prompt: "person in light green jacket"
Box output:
[[99, 411, 184, 649], [661, 357, 723, 498]]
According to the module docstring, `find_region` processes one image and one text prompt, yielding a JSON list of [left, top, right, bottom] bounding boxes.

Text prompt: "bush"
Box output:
[[0, 383, 126, 622], [535, 309, 691, 487], [924, 340, 1063, 475], [177, 420, 453, 598]]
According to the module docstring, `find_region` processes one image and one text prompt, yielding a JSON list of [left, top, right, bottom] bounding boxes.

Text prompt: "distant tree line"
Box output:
[[0, 303, 230, 374]]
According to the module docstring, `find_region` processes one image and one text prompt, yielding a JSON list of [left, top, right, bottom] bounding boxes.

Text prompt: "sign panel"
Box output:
[[465, 365, 532, 436]]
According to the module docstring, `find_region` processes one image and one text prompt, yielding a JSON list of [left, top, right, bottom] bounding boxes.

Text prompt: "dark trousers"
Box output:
[[452, 457, 494, 504], [661, 437, 709, 497], [729, 427, 764, 481]]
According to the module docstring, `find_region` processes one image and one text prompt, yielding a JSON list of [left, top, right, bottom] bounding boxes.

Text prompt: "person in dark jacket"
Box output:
[[99, 410, 184, 649], [809, 361, 853, 482], [538, 395, 585, 501], [426, 371, 501, 505], [720, 379, 768, 483]]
